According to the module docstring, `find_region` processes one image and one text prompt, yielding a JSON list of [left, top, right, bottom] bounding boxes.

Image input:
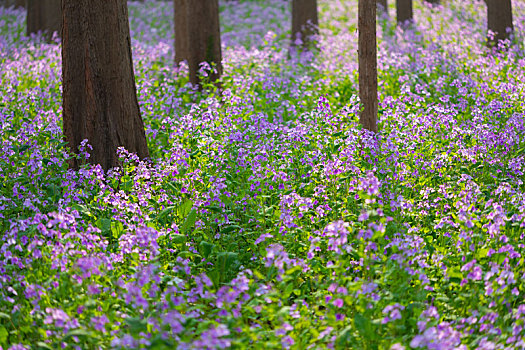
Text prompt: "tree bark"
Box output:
[[486, 0, 513, 47], [27, 0, 61, 41], [62, 0, 149, 171], [174, 0, 222, 88], [291, 0, 319, 49], [396, 0, 413, 27], [358, 0, 378, 133]]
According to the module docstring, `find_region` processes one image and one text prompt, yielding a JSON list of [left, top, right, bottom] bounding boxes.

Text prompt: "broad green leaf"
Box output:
[[157, 205, 175, 224], [199, 241, 215, 259], [97, 217, 111, 232], [181, 208, 197, 235], [354, 313, 374, 339], [0, 325, 7, 344], [219, 225, 241, 235], [217, 252, 239, 275], [171, 234, 186, 245], [36, 342, 53, 350], [64, 329, 92, 340]]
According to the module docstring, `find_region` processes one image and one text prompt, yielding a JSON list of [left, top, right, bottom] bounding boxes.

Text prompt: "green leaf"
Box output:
[[448, 267, 463, 280], [178, 199, 193, 219], [111, 221, 124, 238], [166, 181, 179, 193], [18, 144, 30, 154], [71, 203, 90, 217], [283, 282, 294, 298], [171, 234, 186, 245], [181, 208, 197, 235], [178, 251, 199, 259], [219, 225, 241, 235], [0, 326, 7, 344], [0, 312, 10, 320], [354, 313, 374, 339], [206, 205, 222, 213], [216, 252, 239, 275], [199, 241, 215, 259], [157, 206, 175, 224], [335, 325, 354, 345], [63, 329, 92, 340], [97, 217, 111, 232], [125, 317, 147, 333], [36, 342, 53, 350]]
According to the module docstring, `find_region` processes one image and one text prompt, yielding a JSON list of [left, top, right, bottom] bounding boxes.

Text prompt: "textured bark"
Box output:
[[62, 0, 149, 171], [358, 0, 378, 133], [27, 0, 61, 41], [174, 0, 222, 87], [487, 0, 513, 46], [396, 0, 413, 27], [291, 0, 319, 49]]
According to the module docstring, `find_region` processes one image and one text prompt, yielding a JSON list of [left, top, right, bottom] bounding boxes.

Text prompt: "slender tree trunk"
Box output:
[[377, 0, 388, 16], [174, 0, 222, 88], [291, 0, 319, 49], [396, 0, 413, 27], [358, 0, 378, 133], [487, 0, 513, 47], [62, 0, 149, 171], [27, 0, 61, 41]]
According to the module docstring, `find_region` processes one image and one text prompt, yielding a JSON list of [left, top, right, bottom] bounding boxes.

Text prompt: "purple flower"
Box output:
[[7, 345, 30, 350], [390, 344, 405, 350], [333, 298, 344, 308], [91, 315, 109, 333], [44, 308, 70, 328], [282, 335, 295, 348]]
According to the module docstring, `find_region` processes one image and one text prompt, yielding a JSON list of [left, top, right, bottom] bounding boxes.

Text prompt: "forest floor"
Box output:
[[1, 0, 525, 349]]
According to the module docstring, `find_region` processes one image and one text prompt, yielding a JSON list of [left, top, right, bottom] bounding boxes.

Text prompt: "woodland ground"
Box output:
[[1, 0, 525, 349]]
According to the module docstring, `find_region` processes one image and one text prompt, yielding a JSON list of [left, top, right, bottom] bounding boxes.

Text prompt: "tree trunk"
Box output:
[[396, 0, 413, 27], [291, 0, 319, 49], [377, 0, 388, 16], [487, 0, 513, 47], [174, 0, 222, 88], [423, 0, 439, 5], [358, 0, 378, 133], [27, 0, 61, 41], [62, 0, 149, 171]]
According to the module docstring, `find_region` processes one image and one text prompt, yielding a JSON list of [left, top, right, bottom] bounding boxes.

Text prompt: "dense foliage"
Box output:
[[1, 0, 525, 348]]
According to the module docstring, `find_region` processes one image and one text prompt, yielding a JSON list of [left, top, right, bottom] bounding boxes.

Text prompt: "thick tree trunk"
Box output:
[[358, 0, 378, 133], [27, 0, 61, 41], [174, 0, 222, 87], [62, 0, 149, 171], [396, 0, 413, 27], [291, 0, 319, 49], [487, 0, 513, 47]]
